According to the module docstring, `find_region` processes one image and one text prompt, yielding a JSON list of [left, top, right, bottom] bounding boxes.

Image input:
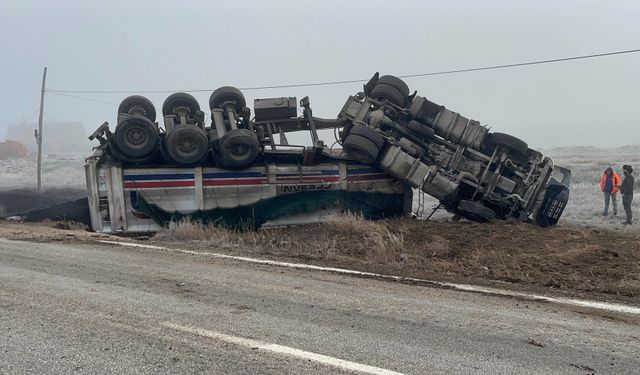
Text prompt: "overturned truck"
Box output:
[[85, 73, 570, 232]]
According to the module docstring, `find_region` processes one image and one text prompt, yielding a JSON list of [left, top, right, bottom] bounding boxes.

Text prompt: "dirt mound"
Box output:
[[22, 197, 90, 225], [153, 216, 640, 300], [0, 140, 28, 160], [0, 188, 87, 218], [391, 220, 640, 296]]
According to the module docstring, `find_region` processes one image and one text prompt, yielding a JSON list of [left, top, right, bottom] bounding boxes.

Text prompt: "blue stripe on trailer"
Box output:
[[347, 168, 384, 175], [123, 173, 195, 181]]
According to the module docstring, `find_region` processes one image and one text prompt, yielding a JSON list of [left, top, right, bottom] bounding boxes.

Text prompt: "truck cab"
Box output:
[[336, 73, 570, 226]]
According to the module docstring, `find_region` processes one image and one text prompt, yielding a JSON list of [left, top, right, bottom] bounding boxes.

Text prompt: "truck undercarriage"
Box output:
[[86, 73, 570, 232]]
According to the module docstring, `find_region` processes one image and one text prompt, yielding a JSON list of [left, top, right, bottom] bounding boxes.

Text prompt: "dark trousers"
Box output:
[[622, 194, 633, 224], [603, 191, 617, 215]]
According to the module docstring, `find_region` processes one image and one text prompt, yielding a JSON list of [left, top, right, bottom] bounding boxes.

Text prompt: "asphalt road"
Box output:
[[0, 238, 638, 374]]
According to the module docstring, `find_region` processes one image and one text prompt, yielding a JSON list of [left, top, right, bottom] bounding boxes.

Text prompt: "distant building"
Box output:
[[0, 140, 28, 160], [5, 122, 89, 155]]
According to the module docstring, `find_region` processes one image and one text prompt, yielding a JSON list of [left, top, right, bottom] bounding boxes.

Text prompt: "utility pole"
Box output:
[[36, 67, 47, 192]]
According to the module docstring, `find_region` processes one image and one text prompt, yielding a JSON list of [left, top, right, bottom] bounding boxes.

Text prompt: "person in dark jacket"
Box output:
[[620, 165, 634, 225], [600, 167, 621, 216]]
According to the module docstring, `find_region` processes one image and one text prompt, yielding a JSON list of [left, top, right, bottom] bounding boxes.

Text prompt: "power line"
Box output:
[[399, 48, 640, 79], [4, 107, 41, 139], [44, 47, 640, 95], [44, 112, 85, 148], [45, 90, 117, 105]]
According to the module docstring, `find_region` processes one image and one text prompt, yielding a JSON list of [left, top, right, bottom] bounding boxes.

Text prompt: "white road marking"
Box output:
[[162, 322, 406, 375], [100, 240, 640, 315]]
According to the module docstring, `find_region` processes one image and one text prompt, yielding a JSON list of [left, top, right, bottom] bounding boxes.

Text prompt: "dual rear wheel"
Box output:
[[111, 115, 159, 162], [368, 75, 410, 107], [162, 125, 209, 166], [343, 125, 385, 165]]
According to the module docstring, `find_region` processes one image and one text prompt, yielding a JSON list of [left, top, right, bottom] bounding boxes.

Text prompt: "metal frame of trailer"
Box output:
[[85, 149, 412, 233]]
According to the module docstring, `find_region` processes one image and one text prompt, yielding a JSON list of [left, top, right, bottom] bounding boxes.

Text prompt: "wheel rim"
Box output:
[[177, 137, 198, 155], [119, 96, 156, 122], [127, 105, 148, 117], [230, 142, 250, 157], [124, 125, 148, 149]]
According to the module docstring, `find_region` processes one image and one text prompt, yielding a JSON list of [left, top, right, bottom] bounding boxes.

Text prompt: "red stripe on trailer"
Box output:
[[132, 212, 151, 219]]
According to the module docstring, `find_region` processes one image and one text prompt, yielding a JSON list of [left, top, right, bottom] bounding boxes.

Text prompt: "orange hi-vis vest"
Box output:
[[600, 172, 621, 193]]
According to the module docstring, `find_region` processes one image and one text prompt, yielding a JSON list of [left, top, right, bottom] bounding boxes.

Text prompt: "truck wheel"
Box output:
[[118, 95, 156, 122], [109, 142, 156, 164], [209, 86, 246, 111], [113, 115, 159, 159], [484, 132, 528, 158], [163, 125, 209, 166], [456, 200, 496, 222], [217, 129, 260, 169], [162, 92, 200, 117], [349, 124, 385, 149], [376, 75, 410, 97], [343, 134, 380, 165], [369, 83, 407, 107]]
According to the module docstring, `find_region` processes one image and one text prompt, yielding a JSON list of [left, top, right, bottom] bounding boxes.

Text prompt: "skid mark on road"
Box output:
[[162, 322, 406, 375], [100, 240, 640, 315]]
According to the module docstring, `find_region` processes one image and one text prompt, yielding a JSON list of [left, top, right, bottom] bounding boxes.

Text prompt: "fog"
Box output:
[[1, 0, 640, 148]]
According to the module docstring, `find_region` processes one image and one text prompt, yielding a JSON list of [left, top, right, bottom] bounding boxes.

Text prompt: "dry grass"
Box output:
[[51, 220, 87, 231], [153, 216, 640, 299], [153, 218, 238, 245], [154, 214, 406, 265], [324, 213, 405, 263]]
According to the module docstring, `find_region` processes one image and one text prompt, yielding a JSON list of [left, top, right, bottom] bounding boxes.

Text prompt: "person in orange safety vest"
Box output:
[[600, 167, 621, 216]]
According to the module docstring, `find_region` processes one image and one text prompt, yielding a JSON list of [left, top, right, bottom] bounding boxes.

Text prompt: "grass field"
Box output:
[[545, 146, 640, 229], [0, 154, 85, 190]]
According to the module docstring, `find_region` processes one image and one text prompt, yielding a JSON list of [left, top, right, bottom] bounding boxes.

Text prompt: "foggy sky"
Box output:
[[1, 0, 639, 149]]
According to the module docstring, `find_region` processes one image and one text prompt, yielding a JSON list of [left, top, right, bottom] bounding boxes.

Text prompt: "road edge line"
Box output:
[[99, 240, 640, 315]]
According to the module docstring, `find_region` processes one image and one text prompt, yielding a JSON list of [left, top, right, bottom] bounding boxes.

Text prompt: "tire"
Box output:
[[112, 115, 159, 159], [348, 124, 385, 149], [376, 75, 410, 97], [343, 134, 380, 165], [485, 132, 528, 157], [406, 120, 435, 139], [456, 200, 496, 222], [162, 125, 209, 166], [162, 92, 200, 117], [118, 95, 156, 122], [209, 86, 246, 111], [369, 83, 407, 107], [217, 129, 261, 169], [109, 142, 157, 164]]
